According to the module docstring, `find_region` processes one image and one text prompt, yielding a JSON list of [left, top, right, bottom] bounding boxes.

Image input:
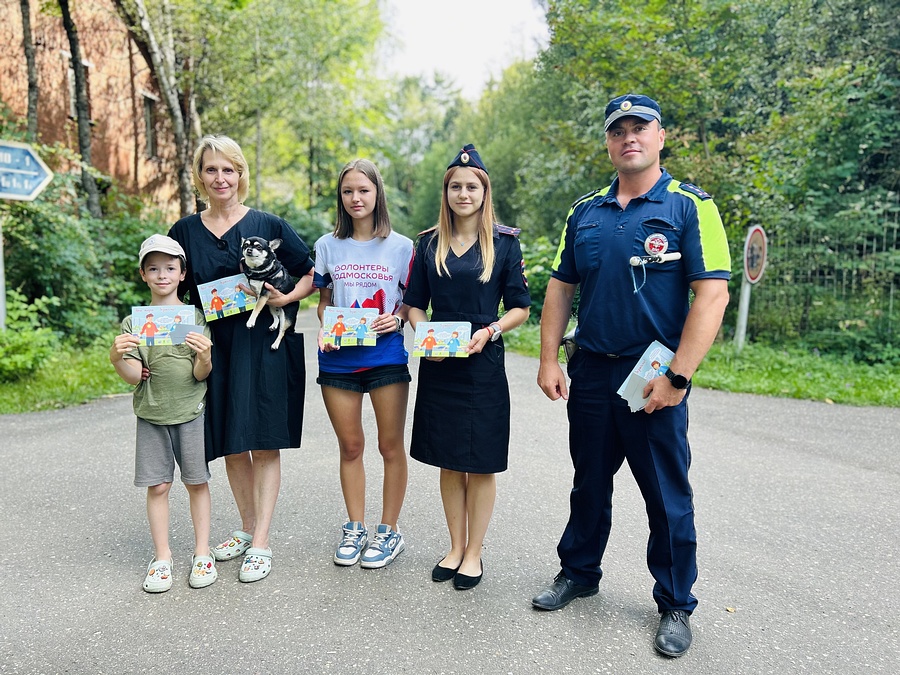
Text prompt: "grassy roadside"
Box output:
[[0, 340, 132, 414], [1, 324, 896, 415], [503, 323, 898, 407]]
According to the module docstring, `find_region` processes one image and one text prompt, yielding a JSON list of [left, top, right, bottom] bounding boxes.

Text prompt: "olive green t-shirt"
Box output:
[[121, 307, 211, 425]]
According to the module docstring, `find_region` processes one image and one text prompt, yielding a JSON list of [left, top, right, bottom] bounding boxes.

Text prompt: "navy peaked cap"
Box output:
[[447, 144, 488, 174], [604, 94, 662, 132]]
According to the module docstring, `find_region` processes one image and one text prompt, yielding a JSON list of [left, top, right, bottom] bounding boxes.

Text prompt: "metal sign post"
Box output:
[[735, 225, 768, 353], [0, 140, 55, 329]]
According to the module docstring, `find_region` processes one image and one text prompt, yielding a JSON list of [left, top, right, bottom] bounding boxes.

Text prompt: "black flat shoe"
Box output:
[[431, 560, 460, 582], [453, 560, 483, 590]]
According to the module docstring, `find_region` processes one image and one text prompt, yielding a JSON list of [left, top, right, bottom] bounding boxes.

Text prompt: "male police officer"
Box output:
[[532, 94, 731, 658]]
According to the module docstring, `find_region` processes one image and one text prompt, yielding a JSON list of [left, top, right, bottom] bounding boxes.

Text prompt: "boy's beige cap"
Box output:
[[139, 234, 186, 266]]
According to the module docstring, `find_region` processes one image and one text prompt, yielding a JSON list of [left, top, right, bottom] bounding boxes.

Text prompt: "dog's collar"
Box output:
[[241, 258, 278, 277]]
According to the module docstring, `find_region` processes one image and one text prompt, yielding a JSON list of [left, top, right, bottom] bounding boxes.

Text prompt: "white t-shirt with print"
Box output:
[[313, 231, 414, 372]]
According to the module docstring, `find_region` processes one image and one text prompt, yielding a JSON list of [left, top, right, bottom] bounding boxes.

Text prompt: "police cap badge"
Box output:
[[447, 144, 488, 174], [604, 94, 662, 132]]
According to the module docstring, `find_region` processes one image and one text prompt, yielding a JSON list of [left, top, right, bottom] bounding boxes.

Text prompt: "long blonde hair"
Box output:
[[433, 166, 496, 283]]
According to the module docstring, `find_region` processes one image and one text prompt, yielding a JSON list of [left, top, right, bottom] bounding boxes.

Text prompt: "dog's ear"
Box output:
[[269, 238, 282, 251], [241, 237, 248, 245]]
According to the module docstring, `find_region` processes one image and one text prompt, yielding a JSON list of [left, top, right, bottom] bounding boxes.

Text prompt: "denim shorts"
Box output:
[[317, 364, 411, 394]]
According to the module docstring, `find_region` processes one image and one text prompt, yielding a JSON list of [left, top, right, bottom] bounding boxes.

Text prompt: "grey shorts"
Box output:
[[134, 414, 210, 487]]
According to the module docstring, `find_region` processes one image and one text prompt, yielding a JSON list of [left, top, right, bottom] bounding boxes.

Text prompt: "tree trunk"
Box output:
[[113, 0, 194, 217], [254, 23, 262, 208], [19, 0, 39, 141], [58, 0, 103, 218], [699, 118, 710, 161]]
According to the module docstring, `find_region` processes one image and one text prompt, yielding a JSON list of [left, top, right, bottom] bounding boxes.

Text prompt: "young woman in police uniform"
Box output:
[[403, 144, 531, 590]]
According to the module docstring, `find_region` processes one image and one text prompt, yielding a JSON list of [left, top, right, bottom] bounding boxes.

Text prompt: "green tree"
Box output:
[[197, 0, 385, 211], [377, 77, 468, 236]]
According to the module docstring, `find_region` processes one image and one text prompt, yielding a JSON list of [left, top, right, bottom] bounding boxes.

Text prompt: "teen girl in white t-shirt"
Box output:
[[313, 159, 414, 570]]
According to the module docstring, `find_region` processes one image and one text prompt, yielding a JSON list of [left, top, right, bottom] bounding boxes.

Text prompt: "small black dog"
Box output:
[[240, 236, 298, 350]]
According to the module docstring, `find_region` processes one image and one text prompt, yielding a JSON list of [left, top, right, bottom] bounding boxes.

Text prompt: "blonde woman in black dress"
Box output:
[[169, 135, 315, 583], [403, 144, 531, 589]]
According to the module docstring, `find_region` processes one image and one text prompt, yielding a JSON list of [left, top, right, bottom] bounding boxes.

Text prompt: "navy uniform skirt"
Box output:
[[410, 339, 510, 474]]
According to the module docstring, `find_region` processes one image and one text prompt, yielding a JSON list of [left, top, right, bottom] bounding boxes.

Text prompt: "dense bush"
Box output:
[[520, 234, 581, 323], [0, 109, 169, 343], [2, 179, 168, 341], [0, 290, 59, 381], [264, 197, 332, 251], [520, 235, 556, 321]]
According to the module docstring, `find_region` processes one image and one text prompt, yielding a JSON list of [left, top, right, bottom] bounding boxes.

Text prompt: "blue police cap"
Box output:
[[447, 144, 488, 174], [604, 94, 662, 132]]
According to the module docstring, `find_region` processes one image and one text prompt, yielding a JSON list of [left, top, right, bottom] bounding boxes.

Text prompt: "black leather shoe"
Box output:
[[453, 560, 483, 590], [654, 609, 692, 657], [431, 560, 460, 582], [531, 572, 598, 610]]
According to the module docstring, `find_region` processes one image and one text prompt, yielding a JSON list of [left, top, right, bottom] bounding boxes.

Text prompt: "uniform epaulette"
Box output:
[[571, 188, 605, 209], [678, 182, 713, 200], [496, 224, 521, 236]]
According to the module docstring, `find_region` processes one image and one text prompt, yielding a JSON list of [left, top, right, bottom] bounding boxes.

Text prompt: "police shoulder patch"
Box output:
[[584, 187, 607, 204], [496, 224, 521, 237], [678, 182, 712, 200]]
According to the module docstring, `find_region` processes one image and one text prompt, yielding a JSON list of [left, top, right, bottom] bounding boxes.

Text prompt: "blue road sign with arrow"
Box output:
[[0, 140, 54, 201]]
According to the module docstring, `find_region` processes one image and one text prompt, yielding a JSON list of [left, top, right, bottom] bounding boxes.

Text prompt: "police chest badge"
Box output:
[[644, 233, 669, 256]]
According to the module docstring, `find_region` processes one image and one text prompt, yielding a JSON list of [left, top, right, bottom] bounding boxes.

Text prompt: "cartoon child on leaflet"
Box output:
[[209, 289, 225, 320], [331, 314, 347, 347], [354, 316, 369, 344], [420, 328, 438, 357], [141, 313, 158, 346], [447, 331, 461, 357], [234, 285, 248, 312], [642, 359, 669, 380]]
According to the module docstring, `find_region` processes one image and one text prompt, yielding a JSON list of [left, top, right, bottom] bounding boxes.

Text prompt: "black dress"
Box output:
[[404, 227, 531, 473], [169, 210, 314, 461]]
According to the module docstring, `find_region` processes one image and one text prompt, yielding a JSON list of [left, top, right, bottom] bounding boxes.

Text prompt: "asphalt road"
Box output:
[[1, 308, 898, 674]]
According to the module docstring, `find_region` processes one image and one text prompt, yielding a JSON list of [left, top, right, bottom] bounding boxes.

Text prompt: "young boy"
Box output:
[[110, 234, 215, 593]]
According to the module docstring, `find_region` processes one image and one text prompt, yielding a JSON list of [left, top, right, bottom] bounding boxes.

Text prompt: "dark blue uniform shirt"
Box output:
[[551, 169, 731, 357]]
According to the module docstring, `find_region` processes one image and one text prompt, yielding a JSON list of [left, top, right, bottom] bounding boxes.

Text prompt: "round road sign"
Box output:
[[743, 225, 767, 284]]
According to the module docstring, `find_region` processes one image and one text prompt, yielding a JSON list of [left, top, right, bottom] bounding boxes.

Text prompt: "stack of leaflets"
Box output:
[[322, 306, 378, 347], [197, 273, 256, 321], [616, 340, 675, 412], [131, 306, 197, 346], [412, 321, 472, 358]]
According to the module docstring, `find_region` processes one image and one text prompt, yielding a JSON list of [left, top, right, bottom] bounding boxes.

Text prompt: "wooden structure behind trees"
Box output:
[[0, 0, 180, 218], [112, 0, 199, 217]]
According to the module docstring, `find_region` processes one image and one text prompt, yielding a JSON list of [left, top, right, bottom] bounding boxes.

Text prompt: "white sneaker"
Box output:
[[360, 524, 405, 569], [334, 521, 368, 566]]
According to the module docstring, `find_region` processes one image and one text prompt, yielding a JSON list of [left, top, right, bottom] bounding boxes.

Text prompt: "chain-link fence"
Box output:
[[732, 197, 900, 363]]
